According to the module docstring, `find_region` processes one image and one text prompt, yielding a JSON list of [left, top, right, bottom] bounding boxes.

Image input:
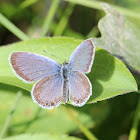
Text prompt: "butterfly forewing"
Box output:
[[31, 74, 63, 109], [9, 52, 61, 82], [69, 72, 92, 106], [69, 38, 95, 73]]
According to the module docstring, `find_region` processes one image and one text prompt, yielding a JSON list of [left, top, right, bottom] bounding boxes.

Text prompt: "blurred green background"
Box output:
[[0, 0, 140, 140]]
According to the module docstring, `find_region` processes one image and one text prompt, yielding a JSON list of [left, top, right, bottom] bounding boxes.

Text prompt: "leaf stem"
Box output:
[[128, 95, 140, 140], [0, 13, 29, 41], [40, 0, 60, 37], [0, 91, 22, 139], [62, 106, 98, 140]]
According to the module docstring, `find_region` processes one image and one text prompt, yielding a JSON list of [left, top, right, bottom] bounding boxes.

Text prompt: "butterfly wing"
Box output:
[[69, 38, 95, 74], [31, 74, 63, 109], [69, 72, 92, 107], [9, 52, 61, 83]]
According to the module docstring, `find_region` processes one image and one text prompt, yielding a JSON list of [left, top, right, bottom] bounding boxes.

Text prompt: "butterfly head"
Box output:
[[63, 60, 68, 65]]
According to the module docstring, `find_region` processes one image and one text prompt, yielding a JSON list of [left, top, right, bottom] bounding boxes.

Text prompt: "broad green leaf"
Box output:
[[94, 3, 140, 73], [0, 84, 109, 134], [0, 37, 137, 103], [1, 133, 81, 140]]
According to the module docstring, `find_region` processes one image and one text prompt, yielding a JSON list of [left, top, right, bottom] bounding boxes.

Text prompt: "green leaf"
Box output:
[[0, 37, 137, 103], [1, 133, 81, 140], [94, 3, 140, 73], [0, 84, 109, 134]]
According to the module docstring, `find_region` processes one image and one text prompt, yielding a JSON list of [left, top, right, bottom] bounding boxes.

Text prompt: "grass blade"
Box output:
[[19, 0, 39, 9], [0, 13, 29, 41], [54, 3, 75, 36], [62, 106, 98, 140], [128, 96, 140, 140], [0, 91, 22, 139], [40, 0, 60, 37]]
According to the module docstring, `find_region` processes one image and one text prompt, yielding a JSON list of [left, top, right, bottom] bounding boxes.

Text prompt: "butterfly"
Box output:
[[9, 38, 95, 109]]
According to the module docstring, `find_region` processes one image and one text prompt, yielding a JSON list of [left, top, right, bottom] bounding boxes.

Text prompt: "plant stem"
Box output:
[[0, 13, 29, 41], [40, 0, 60, 37], [65, 0, 140, 19], [62, 106, 98, 140], [54, 3, 75, 36], [128, 96, 140, 140], [0, 91, 22, 139]]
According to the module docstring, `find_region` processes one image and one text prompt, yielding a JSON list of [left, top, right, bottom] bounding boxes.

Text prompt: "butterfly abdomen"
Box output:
[[61, 62, 69, 104]]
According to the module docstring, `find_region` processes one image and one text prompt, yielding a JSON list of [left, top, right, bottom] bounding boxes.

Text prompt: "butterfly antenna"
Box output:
[[43, 50, 62, 64]]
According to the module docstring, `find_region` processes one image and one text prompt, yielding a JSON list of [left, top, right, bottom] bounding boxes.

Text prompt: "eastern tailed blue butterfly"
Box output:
[[9, 38, 95, 109]]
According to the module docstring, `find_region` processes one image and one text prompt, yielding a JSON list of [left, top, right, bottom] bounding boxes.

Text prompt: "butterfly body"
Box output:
[[61, 61, 69, 104], [9, 38, 95, 109], [61, 61, 69, 79]]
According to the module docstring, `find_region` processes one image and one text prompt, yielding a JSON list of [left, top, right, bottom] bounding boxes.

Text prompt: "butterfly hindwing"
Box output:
[[31, 74, 63, 109], [69, 71, 92, 106]]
